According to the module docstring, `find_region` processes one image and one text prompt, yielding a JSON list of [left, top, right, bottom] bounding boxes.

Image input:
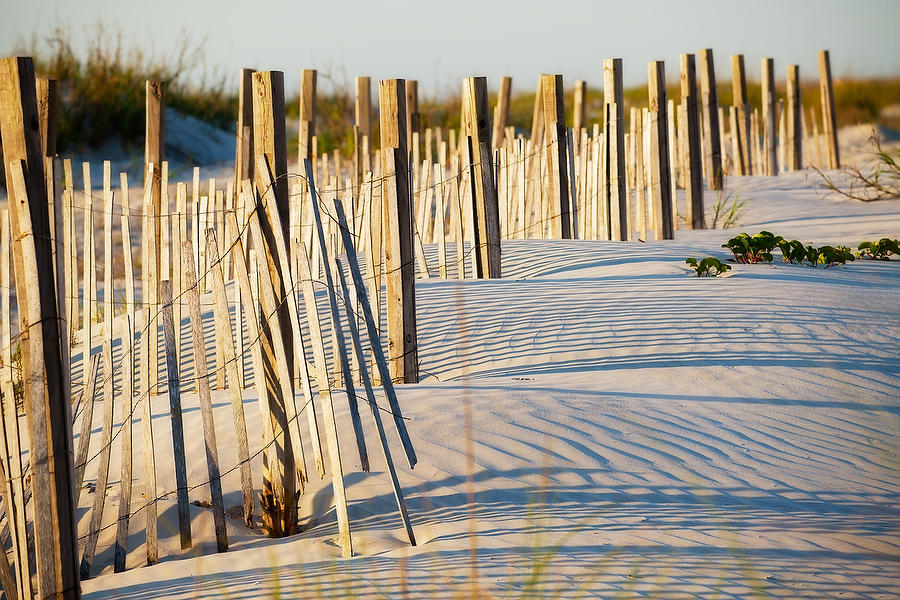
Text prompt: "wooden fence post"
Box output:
[[680, 53, 704, 229], [298, 69, 317, 166], [235, 68, 256, 196], [787, 64, 802, 171], [648, 60, 674, 240], [251, 70, 299, 535], [573, 79, 587, 148], [818, 50, 840, 169], [761, 58, 778, 176], [36, 77, 58, 157], [0, 56, 80, 599], [406, 79, 420, 146], [378, 79, 418, 383], [698, 49, 723, 190], [146, 81, 164, 292], [492, 76, 512, 149], [730, 54, 751, 175], [355, 76, 372, 193], [541, 74, 572, 239], [462, 77, 501, 277], [604, 59, 627, 240]]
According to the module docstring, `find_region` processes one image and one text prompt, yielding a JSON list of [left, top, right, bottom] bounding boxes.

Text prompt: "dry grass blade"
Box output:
[[814, 128, 900, 201]]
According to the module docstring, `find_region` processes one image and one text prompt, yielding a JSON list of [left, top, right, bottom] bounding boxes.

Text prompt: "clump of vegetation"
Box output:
[[815, 130, 900, 201], [722, 231, 783, 263], [857, 238, 900, 260], [778, 238, 856, 267], [685, 257, 731, 277], [816, 245, 856, 268], [777, 239, 807, 264], [708, 189, 746, 229], [724, 232, 860, 268], [17, 26, 236, 152]]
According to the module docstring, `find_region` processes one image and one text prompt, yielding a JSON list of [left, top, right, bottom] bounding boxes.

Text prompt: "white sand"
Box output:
[[77, 144, 900, 598]]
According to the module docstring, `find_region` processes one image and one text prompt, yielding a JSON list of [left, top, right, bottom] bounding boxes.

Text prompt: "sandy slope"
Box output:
[[76, 167, 900, 598]]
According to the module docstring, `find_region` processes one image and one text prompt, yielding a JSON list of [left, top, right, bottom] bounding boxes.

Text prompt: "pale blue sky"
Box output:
[[3, 0, 899, 96]]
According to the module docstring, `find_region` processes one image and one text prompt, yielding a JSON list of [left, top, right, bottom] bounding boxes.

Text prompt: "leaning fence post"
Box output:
[[1, 55, 79, 599]]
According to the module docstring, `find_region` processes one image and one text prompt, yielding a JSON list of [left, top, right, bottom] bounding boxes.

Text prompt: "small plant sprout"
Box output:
[[685, 257, 732, 277], [857, 238, 900, 260]]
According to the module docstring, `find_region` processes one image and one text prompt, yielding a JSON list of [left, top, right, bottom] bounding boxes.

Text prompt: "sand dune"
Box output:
[[77, 165, 900, 598]]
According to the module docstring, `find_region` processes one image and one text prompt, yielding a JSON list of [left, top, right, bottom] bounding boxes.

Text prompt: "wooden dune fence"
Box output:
[[0, 48, 840, 598]]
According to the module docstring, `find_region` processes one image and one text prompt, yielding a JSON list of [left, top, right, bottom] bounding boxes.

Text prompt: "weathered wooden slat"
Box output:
[[73, 353, 101, 498], [139, 303, 159, 565], [295, 244, 353, 559], [253, 158, 325, 478], [79, 174, 118, 580], [330, 197, 417, 468], [160, 281, 192, 549], [226, 209, 276, 508], [8, 155, 78, 598], [182, 241, 228, 552], [113, 312, 135, 572], [0, 207, 32, 598], [333, 257, 416, 546], [206, 230, 255, 526]]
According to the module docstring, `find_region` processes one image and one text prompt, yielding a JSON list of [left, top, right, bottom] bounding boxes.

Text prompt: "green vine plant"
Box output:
[[777, 239, 855, 267], [816, 246, 856, 268], [724, 232, 860, 268], [777, 239, 807, 264], [685, 257, 732, 277], [722, 231, 783, 263], [857, 238, 900, 260], [814, 129, 900, 201], [708, 189, 747, 229]]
